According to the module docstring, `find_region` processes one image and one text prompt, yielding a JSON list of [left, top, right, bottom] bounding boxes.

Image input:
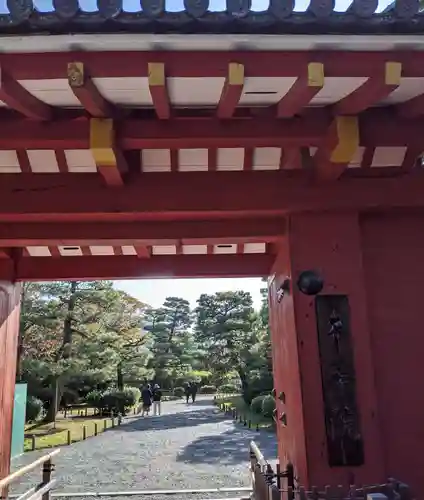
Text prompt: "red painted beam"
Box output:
[[2, 51, 424, 80], [134, 246, 151, 258], [0, 113, 330, 150], [397, 94, 424, 119], [0, 171, 423, 221], [217, 63, 244, 119], [0, 108, 420, 151], [148, 63, 171, 120], [0, 254, 274, 281], [334, 62, 401, 115], [68, 62, 116, 118], [0, 218, 285, 246], [0, 67, 52, 120], [277, 63, 324, 118]]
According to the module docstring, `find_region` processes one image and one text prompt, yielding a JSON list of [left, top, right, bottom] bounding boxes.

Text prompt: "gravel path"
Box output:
[[10, 397, 277, 500]]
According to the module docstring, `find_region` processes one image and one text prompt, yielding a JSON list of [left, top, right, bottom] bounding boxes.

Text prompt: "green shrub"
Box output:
[[86, 386, 140, 415], [261, 395, 276, 418], [173, 387, 185, 398], [85, 389, 103, 409], [26, 396, 43, 423], [242, 372, 274, 405], [218, 384, 239, 394], [199, 385, 217, 394], [123, 386, 141, 405], [250, 395, 266, 414]]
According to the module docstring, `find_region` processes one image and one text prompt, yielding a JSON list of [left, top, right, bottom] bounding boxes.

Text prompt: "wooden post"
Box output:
[[67, 430, 71, 445], [31, 435, 36, 451], [42, 459, 53, 500], [0, 282, 21, 490], [85, 408, 88, 417], [103, 420, 107, 431], [94, 423, 98, 436], [82, 425, 87, 440]]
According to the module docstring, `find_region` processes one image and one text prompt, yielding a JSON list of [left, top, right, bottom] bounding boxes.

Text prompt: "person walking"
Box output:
[[190, 382, 198, 403], [141, 383, 152, 417], [152, 384, 162, 416], [184, 382, 191, 404]]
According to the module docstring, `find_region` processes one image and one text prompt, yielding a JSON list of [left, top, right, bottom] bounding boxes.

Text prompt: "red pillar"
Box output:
[[269, 213, 385, 488], [0, 281, 21, 482]]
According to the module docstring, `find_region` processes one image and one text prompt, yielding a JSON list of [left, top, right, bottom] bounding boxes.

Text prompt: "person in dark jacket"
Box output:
[[190, 383, 198, 403], [184, 382, 191, 404], [152, 384, 162, 416], [141, 384, 152, 416]]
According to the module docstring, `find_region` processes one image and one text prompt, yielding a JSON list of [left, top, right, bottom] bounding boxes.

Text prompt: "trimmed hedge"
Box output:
[[218, 383, 239, 394], [250, 395, 266, 414], [85, 386, 141, 415], [199, 385, 217, 394], [26, 396, 44, 423], [261, 395, 276, 418]]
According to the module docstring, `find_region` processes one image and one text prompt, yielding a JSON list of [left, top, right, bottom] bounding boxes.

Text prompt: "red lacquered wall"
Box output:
[[269, 237, 308, 484], [361, 212, 424, 494], [269, 214, 385, 489]]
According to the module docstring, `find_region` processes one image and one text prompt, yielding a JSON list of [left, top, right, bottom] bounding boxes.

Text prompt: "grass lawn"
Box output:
[[24, 414, 115, 452], [215, 395, 275, 430]]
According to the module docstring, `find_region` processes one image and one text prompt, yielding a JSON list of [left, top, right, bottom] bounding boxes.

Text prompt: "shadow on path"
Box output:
[[177, 427, 277, 466]]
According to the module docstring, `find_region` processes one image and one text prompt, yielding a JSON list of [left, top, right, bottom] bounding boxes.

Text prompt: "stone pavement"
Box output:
[[10, 397, 277, 500]]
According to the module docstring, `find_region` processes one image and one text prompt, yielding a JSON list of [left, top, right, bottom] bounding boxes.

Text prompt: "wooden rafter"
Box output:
[[148, 62, 171, 120], [314, 116, 359, 180], [68, 62, 116, 118], [90, 118, 128, 186], [334, 61, 402, 114], [0, 66, 52, 120], [134, 246, 151, 258], [277, 62, 324, 118], [217, 63, 244, 119]]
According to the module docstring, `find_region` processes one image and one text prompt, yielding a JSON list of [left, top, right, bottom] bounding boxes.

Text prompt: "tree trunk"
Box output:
[[46, 282, 79, 423], [117, 362, 124, 391], [237, 366, 249, 394], [45, 378, 62, 424]]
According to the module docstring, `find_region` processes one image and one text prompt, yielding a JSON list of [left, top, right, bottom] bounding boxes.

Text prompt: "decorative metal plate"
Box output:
[[308, 0, 335, 18], [227, 0, 251, 18], [315, 295, 364, 467], [7, 0, 33, 21], [141, 0, 165, 18], [53, 0, 79, 19], [268, 0, 294, 19], [98, 0, 122, 19], [184, 0, 209, 18]]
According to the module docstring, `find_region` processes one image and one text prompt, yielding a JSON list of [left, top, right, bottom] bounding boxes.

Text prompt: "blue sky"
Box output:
[[4, 0, 393, 13], [114, 278, 265, 310]]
